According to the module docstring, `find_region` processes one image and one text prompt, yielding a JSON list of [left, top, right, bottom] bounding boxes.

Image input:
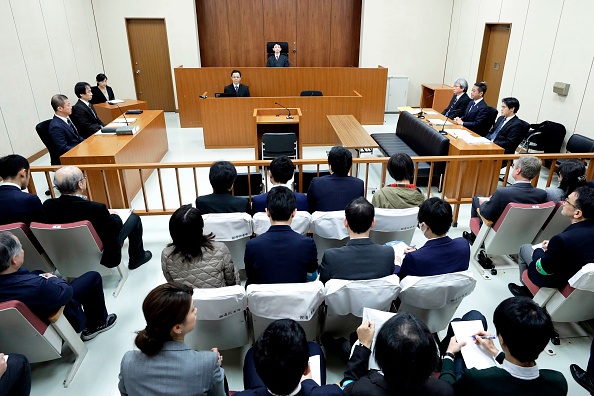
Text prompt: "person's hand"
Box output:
[[446, 336, 466, 354], [453, 117, 463, 125], [478, 197, 491, 205], [472, 331, 499, 357], [0, 353, 6, 379], [404, 246, 416, 254], [542, 240, 549, 251], [40, 273, 56, 279], [394, 255, 404, 264], [357, 320, 375, 349], [211, 348, 223, 366]]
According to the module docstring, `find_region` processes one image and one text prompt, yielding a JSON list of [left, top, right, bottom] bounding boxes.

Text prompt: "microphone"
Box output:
[[418, 93, 435, 119], [439, 115, 449, 135], [199, 91, 208, 99], [114, 103, 130, 125], [274, 102, 293, 119]]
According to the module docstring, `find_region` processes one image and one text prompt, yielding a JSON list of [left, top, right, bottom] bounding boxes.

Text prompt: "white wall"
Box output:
[[0, 0, 102, 158]]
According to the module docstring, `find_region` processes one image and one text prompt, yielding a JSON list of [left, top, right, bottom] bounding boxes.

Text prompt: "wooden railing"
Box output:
[[29, 153, 594, 217]]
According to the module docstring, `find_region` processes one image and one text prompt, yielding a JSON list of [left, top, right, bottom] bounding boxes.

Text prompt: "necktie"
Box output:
[[88, 103, 98, 119], [67, 118, 77, 134], [235, 85, 239, 94], [276, 55, 279, 61], [445, 96, 458, 117], [467, 102, 476, 116], [487, 119, 505, 140]]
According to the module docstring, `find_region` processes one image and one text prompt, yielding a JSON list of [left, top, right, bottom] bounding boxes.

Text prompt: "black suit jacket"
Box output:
[[442, 94, 471, 119], [236, 381, 342, 396], [224, 84, 250, 97], [461, 100, 491, 136], [479, 182, 548, 223], [307, 174, 365, 212], [90, 85, 115, 104], [0, 185, 42, 225], [48, 115, 83, 156], [320, 238, 395, 283], [42, 195, 123, 267], [70, 100, 105, 139], [266, 54, 290, 67], [489, 115, 527, 154], [195, 192, 250, 214]]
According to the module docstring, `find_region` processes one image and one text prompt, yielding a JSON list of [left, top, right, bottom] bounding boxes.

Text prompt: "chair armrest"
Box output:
[[533, 287, 556, 306], [48, 306, 65, 323], [476, 208, 493, 228]]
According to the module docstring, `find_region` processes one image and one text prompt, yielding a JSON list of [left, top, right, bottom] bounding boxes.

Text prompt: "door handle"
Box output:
[[136, 70, 140, 75]]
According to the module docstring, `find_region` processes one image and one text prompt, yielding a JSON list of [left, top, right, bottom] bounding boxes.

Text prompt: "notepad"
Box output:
[[451, 320, 497, 369], [361, 307, 397, 370], [109, 208, 134, 224]]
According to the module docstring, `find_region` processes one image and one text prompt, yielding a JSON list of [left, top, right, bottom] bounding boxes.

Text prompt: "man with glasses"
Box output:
[[509, 186, 594, 297], [442, 78, 471, 119]]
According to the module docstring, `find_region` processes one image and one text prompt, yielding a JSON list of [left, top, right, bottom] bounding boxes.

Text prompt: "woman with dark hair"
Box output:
[[90, 73, 115, 104], [546, 159, 587, 202], [341, 313, 453, 395], [118, 282, 226, 395], [372, 153, 425, 209], [161, 204, 239, 288]]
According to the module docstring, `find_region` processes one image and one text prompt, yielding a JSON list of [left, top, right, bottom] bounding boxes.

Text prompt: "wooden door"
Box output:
[[125, 19, 176, 111], [476, 23, 511, 107]]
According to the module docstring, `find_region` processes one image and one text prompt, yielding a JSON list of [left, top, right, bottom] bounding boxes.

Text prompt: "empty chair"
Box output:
[[532, 202, 571, 243], [252, 211, 311, 235], [369, 207, 419, 245], [247, 281, 324, 342], [202, 212, 253, 270], [300, 90, 323, 96], [397, 270, 477, 333], [310, 211, 349, 262], [184, 285, 249, 351], [30, 221, 128, 297], [262, 133, 297, 160], [323, 275, 401, 337], [0, 300, 87, 387], [0, 222, 54, 272]]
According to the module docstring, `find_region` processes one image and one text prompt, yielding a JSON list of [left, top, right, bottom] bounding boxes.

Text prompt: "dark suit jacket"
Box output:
[[245, 225, 318, 285], [266, 54, 290, 67], [399, 236, 470, 279], [442, 93, 471, 119], [48, 115, 83, 156], [224, 84, 250, 97], [70, 99, 105, 139], [307, 174, 365, 212], [42, 195, 123, 267], [480, 182, 548, 223], [235, 381, 343, 396], [90, 85, 115, 104], [0, 185, 42, 225], [528, 220, 594, 288], [251, 190, 308, 213], [461, 99, 491, 136], [195, 192, 250, 214], [489, 115, 527, 154], [320, 238, 395, 283]]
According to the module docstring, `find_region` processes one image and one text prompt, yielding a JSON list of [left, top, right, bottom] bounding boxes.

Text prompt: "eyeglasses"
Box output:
[[78, 176, 87, 183], [563, 198, 579, 210]]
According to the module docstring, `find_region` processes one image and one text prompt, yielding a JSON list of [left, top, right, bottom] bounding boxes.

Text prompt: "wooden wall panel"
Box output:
[[297, 0, 332, 67], [330, 0, 361, 67], [263, 0, 297, 66], [227, 0, 264, 67], [196, 0, 231, 66]]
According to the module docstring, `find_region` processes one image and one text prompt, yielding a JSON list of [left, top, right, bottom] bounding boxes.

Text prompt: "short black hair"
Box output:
[[474, 82, 487, 96], [253, 319, 309, 395], [574, 186, 594, 220], [96, 73, 107, 83], [387, 153, 414, 182], [328, 146, 352, 176], [269, 156, 295, 184], [208, 161, 237, 193], [417, 197, 452, 235], [345, 197, 374, 234], [266, 186, 295, 221], [493, 297, 554, 363], [74, 82, 91, 98], [374, 313, 439, 391], [51, 94, 69, 111], [0, 154, 29, 179], [501, 97, 520, 113], [231, 69, 241, 77]]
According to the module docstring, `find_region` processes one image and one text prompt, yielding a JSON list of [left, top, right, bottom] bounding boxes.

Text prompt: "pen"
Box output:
[[471, 335, 496, 340]]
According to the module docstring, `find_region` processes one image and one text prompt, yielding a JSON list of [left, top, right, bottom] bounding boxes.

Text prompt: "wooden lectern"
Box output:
[[253, 108, 302, 160]]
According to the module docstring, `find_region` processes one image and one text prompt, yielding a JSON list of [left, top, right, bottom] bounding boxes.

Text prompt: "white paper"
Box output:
[[110, 208, 134, 224], [451, 320, 496, 369], [107, 99, 124, 104], [427, 118, 453, 126], [112, 117, 137, 124], [308, 355, 321, 385], [387, 241, 408, 265], [423, 110, 438, 115], [445, 129, 471, 138], [362, 307, 397, 370], [461, 136, 491, 145], [406, 108, 422, 115], [532, 243, 543, 250]]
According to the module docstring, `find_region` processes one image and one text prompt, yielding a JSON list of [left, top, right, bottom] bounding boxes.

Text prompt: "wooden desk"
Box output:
[[61, 110, 168, 208], [328, 114, 378, 176], [420, 84, 453, 114], [94, 99, 148, 124], [254, 108, 302, 160]]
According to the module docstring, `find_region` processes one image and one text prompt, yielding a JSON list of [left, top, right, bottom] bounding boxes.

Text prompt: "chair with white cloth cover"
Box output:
[[310, 211, 349, 262], [252, 211, 311, 236], [202, 212, 253, 270], [0, 222, 55, 273], [369, 207, 419, 245]]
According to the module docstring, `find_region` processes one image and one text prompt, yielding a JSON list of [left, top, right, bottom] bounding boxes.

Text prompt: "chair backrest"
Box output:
[[252, 211, 311, 235], [185, 286, 249, 351], [262, 133, 297, 159], [233, 172, 264, 197], [539, 263, 594, 322], [398, 270, 477, 333], [36, 119, 61, 165], [0, 222, 55, 272], [293, 169, 331, 193], [311, 211, 349, 262], [247, 281, 324, 341], [202, 213, 253, 270], [300, 90, 323, 96], [266, 41, 289, 55], [484, 106, 499, 133], [369, 207, 419, 245], [533, 201, 571, 243], [566, 134, 594, 154]]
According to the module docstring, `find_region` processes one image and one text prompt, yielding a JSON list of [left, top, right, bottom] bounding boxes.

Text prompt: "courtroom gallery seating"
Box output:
[[0, 222, 55, 273]]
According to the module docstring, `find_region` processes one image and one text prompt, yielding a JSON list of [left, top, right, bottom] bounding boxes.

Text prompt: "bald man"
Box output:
[[41, 166, 151, 269]]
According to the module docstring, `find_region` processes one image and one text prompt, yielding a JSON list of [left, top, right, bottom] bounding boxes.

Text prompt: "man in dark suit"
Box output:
[[398, 198, 469, 279], [0, 352, 30, 396], [0, 155, 42, 225], [42, 166, 152, 269], [453, 82, 492, 136], [90, 73, 115, 104], [487, 97, 527, 155], [48, 94, 84, 156], [70, 82, 105, 139], [442, 78, 471, 119], [307, 146, 365, 212], [245, 186, 317, 285], [252, 156, 307, 213], [471, 155, 547, 223], [266, 43, 290, 67], [320, 197, 394, 283], [0, 231, 117, 340], [223, 69, 250, 97], [509, 186, 594, 296], [196, 161, 250, 214]]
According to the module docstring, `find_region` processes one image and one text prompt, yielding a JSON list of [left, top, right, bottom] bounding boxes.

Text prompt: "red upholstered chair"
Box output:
[[30, 221, 128, 297], [0, 222, 55, 273], [0, 300, 87, 387], [532, 201, 571, 243]]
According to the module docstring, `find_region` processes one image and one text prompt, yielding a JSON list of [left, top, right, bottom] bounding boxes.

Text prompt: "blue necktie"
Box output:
[[487, 119, 505, 140], [445, 96, 458, 117], [466, 102, 476, 116]]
